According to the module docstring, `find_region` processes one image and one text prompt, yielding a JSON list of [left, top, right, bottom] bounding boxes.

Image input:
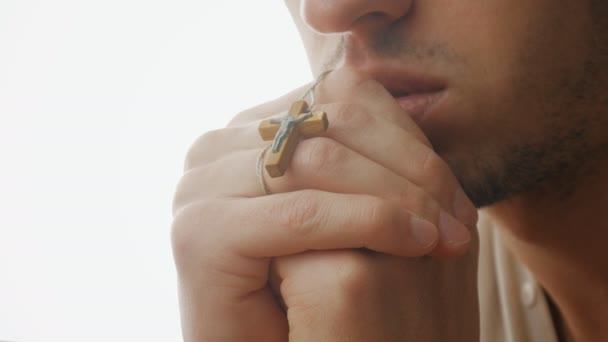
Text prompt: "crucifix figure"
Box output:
[[269, 112, 313, 153], [258, 100, 328, 178]]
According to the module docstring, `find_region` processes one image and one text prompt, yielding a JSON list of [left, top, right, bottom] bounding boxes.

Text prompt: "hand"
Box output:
[[171, 67, 478, 341], [272, 248, 479, 341], [269, 70, 479, 341]]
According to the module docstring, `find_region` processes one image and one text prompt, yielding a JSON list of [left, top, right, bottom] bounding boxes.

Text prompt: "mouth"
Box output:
[[392, 90, 447, 123], [369, 68, 448, 123]]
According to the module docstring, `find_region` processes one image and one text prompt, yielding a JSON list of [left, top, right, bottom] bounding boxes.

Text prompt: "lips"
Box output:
[[393, 90, 446, 122], [367, 68, 447, 122]]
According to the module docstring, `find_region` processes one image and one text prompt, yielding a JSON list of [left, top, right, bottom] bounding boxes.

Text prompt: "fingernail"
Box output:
[[410, 216, 438, 248], [439, 210, 471, 247], [452, 188, 478, 226]]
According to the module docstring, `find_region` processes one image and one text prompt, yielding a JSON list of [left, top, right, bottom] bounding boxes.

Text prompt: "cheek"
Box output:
[[437, 1, 591, 124], [450, 0, 590, 101]]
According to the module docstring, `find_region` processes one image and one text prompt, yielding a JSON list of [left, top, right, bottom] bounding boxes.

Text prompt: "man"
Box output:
[[171, 0, 608, 341]]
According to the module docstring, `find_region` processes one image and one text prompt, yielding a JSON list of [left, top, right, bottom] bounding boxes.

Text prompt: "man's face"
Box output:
[[285, 0, 608, 207]]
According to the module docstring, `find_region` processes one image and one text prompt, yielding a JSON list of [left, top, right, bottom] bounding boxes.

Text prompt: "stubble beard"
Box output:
[[323, 18, 608, 208], [450, 12, 608, 208]]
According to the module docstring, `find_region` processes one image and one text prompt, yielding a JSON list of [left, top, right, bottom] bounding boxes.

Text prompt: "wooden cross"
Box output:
[[258, 100, 328, 178]]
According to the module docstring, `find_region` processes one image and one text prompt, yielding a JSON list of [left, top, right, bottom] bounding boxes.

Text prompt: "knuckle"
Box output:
[[184, 129, 223, 170], [171, 178, 189, 217], [171, 200, 221, 262], [363, 197, 400, 236], [357, 78, 391, 99], [228, 104, 270, 126], [171, 166, 213, 215], [280, 277, 322, 325], [275, 191, 321, 237], [228, 95, 289, 126], [336, 67, 369, 89], [398, 186, 442, 223], [170, 202, 203, 264], [419, 148, 458, 198], [229, 108, 256, 125], [420, 148, 449, 178], [299, 137, 345, 173], [330, 102, 374, 128], [329, 251, 377, 297]]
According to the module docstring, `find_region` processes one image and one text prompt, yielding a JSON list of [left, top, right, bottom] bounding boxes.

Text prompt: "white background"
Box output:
[[0, 1, 310, 341]]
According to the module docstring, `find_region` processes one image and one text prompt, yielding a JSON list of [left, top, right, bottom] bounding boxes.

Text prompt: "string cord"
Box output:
[[299, 70, 332, 110]]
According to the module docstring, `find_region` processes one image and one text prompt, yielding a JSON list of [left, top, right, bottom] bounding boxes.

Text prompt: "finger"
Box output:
[[173, 148, 263, 215], [221, 67, 431, 152], [288, 138, 473, 255], [186, 68, 476, 228], [174, 139, 472, 255], [176, 139, 440, 222], [315, 68, 478, 230], [183, 80, 315, 170], [226, 83, 313, 127], [185, 84, 324, 170], [183, 108, 477, 230], [316, 67, 432, 147], [318, 102, 478, 227], [175, 190, 439, 258], [184, 123, 267, 171]]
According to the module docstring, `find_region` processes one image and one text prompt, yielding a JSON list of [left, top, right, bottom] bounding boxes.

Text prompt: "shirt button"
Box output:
[[521, 282, 538, 307]]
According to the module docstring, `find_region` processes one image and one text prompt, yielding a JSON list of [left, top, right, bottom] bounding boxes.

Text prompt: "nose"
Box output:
[[300, 0, 413, 34]]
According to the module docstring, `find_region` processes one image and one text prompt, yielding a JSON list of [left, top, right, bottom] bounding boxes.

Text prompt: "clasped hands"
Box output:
[[172, 68, 480, 342]]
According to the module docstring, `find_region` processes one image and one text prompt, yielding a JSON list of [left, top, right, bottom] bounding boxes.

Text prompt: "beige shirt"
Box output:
[[478, 213, 559, 342]]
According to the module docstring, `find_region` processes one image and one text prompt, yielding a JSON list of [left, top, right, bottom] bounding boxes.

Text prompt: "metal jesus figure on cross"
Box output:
[[258, 100, 328, 178], [269, 111, 313, 153]]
